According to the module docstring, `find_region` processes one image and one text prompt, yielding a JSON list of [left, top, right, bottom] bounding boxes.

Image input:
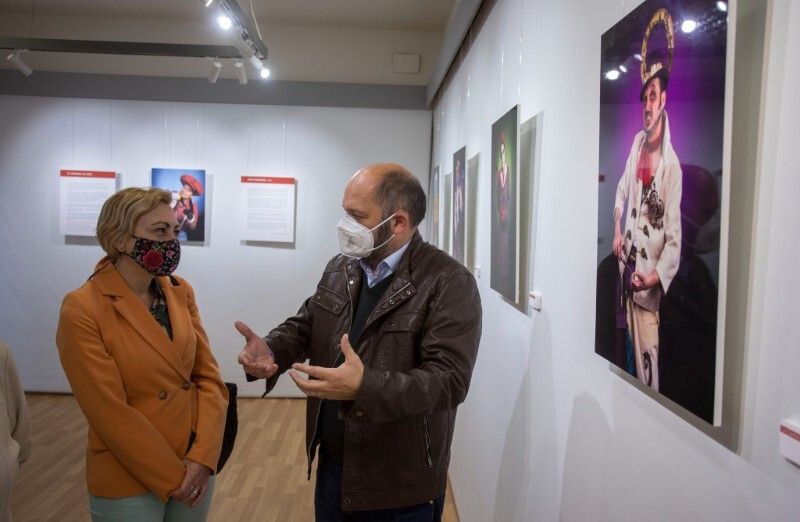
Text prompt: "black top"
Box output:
[[149, 280, 173, 340], [319, 273, 396, 464]]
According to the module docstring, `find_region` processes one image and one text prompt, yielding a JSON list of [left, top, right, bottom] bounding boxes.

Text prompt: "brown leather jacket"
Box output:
[[263, 231, 482, 511]]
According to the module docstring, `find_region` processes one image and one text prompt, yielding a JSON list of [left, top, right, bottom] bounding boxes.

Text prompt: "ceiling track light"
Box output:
[[234, 60, 247, 84], [208, 59, 222, 83], [215, 0, 268, 60], [245, 54, 270, 80], [6, 49, 32, 76]]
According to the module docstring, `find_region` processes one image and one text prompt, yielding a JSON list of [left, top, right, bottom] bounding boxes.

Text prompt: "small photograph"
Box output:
[[491, 106, 519, 302], [443, 172, 452, 255], [429, 166, 440, 246], [151, 168, 206, 242], [452, 147, 466, 264]]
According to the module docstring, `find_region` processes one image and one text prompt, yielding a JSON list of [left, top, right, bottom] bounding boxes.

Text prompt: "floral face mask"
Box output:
[[128, 236, 181, 276]]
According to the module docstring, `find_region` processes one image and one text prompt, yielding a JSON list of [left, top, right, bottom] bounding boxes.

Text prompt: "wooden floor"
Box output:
[[11, 394, 459, 521]]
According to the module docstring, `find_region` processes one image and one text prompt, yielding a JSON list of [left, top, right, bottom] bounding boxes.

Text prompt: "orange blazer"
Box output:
[[56, 258, 228, 501]]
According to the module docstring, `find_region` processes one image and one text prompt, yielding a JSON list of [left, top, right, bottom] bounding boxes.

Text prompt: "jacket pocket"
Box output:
[[313, 286, 347, 315], [383, 312, 424, 333]]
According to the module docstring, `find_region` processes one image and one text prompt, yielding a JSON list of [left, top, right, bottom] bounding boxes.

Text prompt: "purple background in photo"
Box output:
[[598, 0, 728, 284]]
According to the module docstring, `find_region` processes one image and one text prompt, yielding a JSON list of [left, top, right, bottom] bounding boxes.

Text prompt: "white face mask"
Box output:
[[336, 213, 396, 258]]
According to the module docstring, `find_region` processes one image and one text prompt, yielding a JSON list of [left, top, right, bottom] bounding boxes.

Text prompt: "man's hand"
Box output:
[[235, 321, 278, 379], [170, 459, 211, 507], [289, 334, 364, 401], [631, 270, 660, 292]]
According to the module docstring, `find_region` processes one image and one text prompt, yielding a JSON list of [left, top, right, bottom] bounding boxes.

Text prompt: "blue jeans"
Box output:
[[89, 476, 215, 522], [315, 452, 444, 521]]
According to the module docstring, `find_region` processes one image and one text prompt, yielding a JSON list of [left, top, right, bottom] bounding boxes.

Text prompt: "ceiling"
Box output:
[[0, 0, 456, 32], [0, 0, 457, 84]]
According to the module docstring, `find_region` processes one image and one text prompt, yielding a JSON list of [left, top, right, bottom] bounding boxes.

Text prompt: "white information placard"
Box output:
[[59, 170, 116, 236], [240, 176, 296, 243]]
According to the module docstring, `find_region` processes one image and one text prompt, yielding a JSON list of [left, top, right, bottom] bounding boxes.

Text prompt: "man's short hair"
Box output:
[[374, 168, 427, 227]]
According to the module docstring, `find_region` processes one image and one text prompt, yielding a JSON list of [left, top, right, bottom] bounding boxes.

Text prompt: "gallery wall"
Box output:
[[0, 95, 431, 397], [430, 0, 800, 520]]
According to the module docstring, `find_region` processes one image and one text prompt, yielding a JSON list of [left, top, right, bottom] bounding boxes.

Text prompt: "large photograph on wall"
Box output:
[[595, 0, 733, 425], [491, 106, 519, 302], [151, 168, 207, 242], [452, 146, 466, 264], [429, 166, 440, 247]]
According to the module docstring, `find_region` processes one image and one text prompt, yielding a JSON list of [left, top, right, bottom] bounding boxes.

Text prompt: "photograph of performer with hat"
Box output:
[[596, 0, 731, 423], [151, 168, 207, 242], [612, 8, 683, 392]]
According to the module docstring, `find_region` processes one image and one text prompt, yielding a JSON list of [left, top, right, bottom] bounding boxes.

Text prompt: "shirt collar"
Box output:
[[359, 239, 411, 287]]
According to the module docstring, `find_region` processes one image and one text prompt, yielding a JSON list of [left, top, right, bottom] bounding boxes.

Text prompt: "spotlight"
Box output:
[[634, 53, 643, 62], [604, 70, 620, 81], [234, 60, 247, 84], [205, 0, 214, 6], [681, 19, 697, 33], [245, 55, 270, 80], [6, 50, 32, 76], [217, 15, 232, 30], [619, 65, 627, 73], [247, 55, 262, 70], [716, 1, 727, 11], [208, 59, 222, 83]]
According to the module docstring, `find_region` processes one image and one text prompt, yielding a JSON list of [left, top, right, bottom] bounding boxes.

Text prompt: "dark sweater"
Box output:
[[319, 273, 396, 464]]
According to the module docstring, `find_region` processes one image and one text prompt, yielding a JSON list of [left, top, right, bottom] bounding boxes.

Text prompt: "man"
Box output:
[[612, 49, 682, 392], [236, 163, 482, 520]]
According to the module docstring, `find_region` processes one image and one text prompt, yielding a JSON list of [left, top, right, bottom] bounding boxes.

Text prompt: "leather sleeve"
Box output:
[[345, 272, 482, 423], [183, 281, 229, 474], [259, 295, 315, 393], [56, 293, 185, 501]]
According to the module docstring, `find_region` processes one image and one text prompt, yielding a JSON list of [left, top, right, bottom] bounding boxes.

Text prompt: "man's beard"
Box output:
[[365, 219, 394, 265]]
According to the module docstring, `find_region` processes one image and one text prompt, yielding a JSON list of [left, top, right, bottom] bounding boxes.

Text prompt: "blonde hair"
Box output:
[[96, 187, 172, 259]]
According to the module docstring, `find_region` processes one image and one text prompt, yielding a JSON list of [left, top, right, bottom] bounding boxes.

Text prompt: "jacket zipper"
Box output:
[[422, 415, 433, 469], [306, 266, 356, 476]]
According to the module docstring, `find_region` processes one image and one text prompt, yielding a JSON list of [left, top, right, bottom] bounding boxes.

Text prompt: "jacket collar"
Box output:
[[388, 231, 422, 293], [90, 257, 189, 380]]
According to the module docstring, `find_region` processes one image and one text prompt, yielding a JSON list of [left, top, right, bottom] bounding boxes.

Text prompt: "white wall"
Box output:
[[0, 95, 431, 397], [431, 0, 800, 520]]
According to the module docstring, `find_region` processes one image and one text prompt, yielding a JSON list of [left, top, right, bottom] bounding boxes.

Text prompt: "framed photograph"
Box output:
[[151, 168, 207, 243], [595, 0, 734, 425], [491, 106, 520, 302], [429, 166, 440, 246], [452, 146, 467, 264], [466, 154, 480, 273], [443, 172, 452, 255]]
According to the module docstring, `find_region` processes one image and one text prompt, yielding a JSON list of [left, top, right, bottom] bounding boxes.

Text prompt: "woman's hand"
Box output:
[[170, 459, 212, 507]]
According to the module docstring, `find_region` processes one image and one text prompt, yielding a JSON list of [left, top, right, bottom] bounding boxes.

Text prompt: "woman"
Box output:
[[173, 174, 203, 241], [56, 187, 228, 521], [1, 341, 32, 522]]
